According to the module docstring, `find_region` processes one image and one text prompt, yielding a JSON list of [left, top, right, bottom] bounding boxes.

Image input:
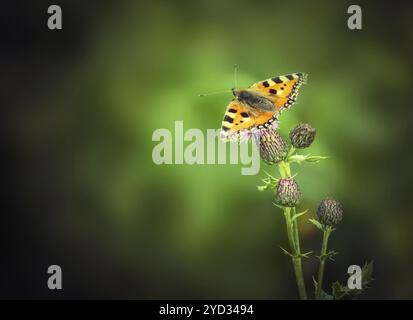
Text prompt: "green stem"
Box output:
[[315, 226, 333, 299], [278, 161, 307, 300], [283, 208, 296, 254], [278, 160, 291, 178], [292, 207, 300, 253]]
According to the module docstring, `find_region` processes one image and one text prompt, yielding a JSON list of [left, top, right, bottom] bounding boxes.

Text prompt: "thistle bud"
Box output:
[[274, 177, 301, 207], [316, 199, 343, 226], [258, 129, 288, 164], [289, 123, 316, 149]]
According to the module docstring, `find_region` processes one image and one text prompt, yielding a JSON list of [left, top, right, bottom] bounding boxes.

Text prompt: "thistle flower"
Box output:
[[289, 123, 316, 149], [258, 128, 288, 164], [274, 177, 301, 207], [316, 199, 343, 226]]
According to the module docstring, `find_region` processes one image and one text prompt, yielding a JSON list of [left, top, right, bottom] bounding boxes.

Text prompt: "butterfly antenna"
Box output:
[[199, 65, 239, 97], [234, 64, 238, 90], [198, 89, 231, 97]]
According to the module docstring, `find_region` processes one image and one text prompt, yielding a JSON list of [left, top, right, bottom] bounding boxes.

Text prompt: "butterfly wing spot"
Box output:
[[272, 77, 283, 84], [223, 115, 234, 123]]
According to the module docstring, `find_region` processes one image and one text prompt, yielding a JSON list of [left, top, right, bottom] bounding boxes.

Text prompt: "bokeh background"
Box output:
[[2, 0, 413, 299]]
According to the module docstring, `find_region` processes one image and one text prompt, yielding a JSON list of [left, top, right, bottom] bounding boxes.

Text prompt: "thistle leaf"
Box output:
[[304, 155, 328, 163], [301, 251, 313, 259], [313, 277, 334, 300], [332, 281, 348, 300], [288, 154, 307, 163], [361, 261, 374, 288], [288, 154, 328, 164], [272, 202, 286, 211], [331, 260, 374, 299], [291, 209, 308, 221], [325, 250, 340, 261], [279, 246, 293, 257], [263, 170, 278, 180], [257, 185, 268, 191], [257, 171, 279, 191], [309, 218, 324, 231]]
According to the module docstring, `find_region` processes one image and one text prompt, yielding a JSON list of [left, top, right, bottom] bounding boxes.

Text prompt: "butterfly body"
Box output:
[[233, 89, 275, 112], [221, 72, 307, 141]]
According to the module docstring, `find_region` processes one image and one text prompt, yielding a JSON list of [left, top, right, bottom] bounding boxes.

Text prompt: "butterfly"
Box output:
[[220, 73, 307, 141]]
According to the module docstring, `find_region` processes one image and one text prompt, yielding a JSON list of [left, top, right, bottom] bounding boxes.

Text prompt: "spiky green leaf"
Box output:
[[309, 218, 324, 231], [291, 209, 308, 221]]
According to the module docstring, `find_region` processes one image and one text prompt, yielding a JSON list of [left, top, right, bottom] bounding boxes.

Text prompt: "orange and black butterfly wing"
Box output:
[[248, 73, 307, 111], [220, 73, 307, 141], [220, 99, 275, 141]]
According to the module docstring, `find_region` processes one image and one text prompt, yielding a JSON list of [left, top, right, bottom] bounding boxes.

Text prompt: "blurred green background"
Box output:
[[3, 0, 413, 298]]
